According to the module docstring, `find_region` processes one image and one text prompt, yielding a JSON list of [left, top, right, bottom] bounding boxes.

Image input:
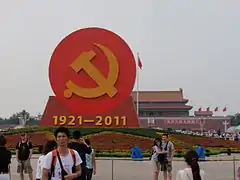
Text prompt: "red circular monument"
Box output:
[[49, 27, 136, 115]]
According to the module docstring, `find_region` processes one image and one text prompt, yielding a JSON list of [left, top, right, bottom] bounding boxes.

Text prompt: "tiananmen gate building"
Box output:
[[131, 88, 230, 131]]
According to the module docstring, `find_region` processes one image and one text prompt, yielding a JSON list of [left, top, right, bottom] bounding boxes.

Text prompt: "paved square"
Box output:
[[9, 158, 238, 180]]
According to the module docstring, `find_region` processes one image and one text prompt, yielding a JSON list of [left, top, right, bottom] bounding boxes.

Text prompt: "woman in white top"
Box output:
[[151, 138, 167, 180], [176, 150, 205, 180], [36, 140, 57, 180]]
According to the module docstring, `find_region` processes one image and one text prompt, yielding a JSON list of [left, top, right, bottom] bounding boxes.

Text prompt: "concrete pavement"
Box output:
[[9, 156, 240, 180]]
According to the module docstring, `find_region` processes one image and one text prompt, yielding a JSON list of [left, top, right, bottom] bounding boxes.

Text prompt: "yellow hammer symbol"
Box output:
[[64, 43, 119, 99]]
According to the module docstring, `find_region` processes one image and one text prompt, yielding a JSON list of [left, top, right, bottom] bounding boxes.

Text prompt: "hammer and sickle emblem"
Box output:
[[64, 43, 119, 99]]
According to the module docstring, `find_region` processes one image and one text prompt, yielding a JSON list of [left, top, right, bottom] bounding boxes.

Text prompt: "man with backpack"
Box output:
[[42, 127, 82, 180], [159, 133, 175, 180], [16, 133, 33, 180], [68, 130, 92, 180]]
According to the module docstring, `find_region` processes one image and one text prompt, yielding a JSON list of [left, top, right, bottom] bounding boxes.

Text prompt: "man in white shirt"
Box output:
[[42, 127, 82, 180]]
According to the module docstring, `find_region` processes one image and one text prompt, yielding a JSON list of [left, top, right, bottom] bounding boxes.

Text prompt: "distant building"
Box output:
[[131, 88, 230, 131], [0, 124, 17, 131]]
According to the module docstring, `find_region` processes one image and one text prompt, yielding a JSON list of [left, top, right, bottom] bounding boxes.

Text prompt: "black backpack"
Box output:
[[157, 141, 169, 162], [18, 141, 31, 159]]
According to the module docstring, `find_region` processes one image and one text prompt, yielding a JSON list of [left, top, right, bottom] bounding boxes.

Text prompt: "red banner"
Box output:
[[165, 119, 200, 125]]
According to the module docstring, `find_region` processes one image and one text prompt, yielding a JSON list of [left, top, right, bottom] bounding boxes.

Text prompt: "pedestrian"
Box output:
[[36, 140, 57, 180], [41, 127, 82, 180], [68, 130, 92, 180], [151, 137, 167, 180], [176, 150, 205, 180], [84, 139, 96, 180], [159, 134, 175, 180], [16, 133, 33, 180], [0, 134, 11, 180]]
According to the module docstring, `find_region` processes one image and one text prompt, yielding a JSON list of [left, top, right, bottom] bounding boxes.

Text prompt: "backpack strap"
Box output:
[[164, 141, 169, 151], [69, 149, 76, 166], [50, 150, 57, 177], [50, 149, 76, 177], [18, 141, 29, 148], [18, 141, 22, 148], [159, 141, 163, 150]]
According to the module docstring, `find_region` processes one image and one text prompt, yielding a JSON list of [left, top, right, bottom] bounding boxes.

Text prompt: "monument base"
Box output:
[[40, 96, 139, 128]]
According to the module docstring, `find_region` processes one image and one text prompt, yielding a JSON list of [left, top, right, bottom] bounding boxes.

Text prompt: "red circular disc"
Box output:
[[49, 27, 136, 115]]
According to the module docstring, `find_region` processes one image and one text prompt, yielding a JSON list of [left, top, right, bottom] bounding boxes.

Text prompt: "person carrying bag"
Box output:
[[56, 151, 69, 180]]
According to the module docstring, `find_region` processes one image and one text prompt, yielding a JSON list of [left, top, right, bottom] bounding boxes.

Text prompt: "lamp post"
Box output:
[[223, 120, 229, 133]]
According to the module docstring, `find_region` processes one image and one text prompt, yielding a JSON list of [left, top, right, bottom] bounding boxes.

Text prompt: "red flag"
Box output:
[[137, 53, 142, 70], [198, 107, 202, 112], [214, 107, 218, 112], [206, 107, 210, 112], [223, 107, 227, 112]]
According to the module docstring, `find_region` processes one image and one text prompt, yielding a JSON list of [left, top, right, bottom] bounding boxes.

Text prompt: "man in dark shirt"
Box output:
[[16, 133, 33, 180], [68, 130, 92, 180], [0, 134, 11, 179]]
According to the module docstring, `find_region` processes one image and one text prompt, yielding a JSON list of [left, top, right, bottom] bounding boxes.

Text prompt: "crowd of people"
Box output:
[[180, 129, 235, 140], [0, 127, 96, 180], [0, 128, 207, 180]]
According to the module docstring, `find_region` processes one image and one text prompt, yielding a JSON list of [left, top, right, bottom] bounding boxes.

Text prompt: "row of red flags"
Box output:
[[197, 107, 227, 112], [137, 54, 228, 114]]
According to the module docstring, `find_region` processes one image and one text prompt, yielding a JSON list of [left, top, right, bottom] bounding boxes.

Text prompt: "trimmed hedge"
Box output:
[[9, 148, 238, 157], [2, 127, 167, 138]]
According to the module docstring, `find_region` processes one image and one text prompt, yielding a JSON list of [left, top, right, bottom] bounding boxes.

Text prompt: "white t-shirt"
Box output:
[[86, 149, 94, 169], [36, 155, 45, 179], [43, 150, 82, 180], [176, 168, 205, 180]]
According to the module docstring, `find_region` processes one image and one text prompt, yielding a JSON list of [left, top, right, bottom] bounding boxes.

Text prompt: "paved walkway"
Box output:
[[9, 157, 240, 180]]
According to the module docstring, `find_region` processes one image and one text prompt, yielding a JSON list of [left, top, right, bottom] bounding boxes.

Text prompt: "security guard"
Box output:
[[0, 134, 12, 180]]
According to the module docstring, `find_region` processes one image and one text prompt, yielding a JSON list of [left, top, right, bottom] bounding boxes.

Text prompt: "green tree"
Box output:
[[230, 113, 240, 126]]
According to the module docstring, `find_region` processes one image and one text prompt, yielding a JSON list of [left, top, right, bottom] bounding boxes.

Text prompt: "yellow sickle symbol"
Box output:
[[64, 43, 119, 99]]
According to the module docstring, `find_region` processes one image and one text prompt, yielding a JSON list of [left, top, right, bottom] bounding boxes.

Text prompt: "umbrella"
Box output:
[[226, 126, 237, 133]]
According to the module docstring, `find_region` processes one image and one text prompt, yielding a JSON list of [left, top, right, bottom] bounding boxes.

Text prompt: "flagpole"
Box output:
[[136, 53, 139, 116]]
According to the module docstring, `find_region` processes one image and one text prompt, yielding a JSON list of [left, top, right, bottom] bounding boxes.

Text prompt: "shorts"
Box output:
[[160, 162, 172, 172], [17, 160, 33, 174], [152, 160, 161, 172]]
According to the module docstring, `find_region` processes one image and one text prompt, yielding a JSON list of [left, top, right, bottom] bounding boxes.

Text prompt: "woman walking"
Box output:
[[176, 150, 205, 180]]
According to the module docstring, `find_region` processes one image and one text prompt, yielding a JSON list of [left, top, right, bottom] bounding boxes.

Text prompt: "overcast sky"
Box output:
[[0, 1, 239, 118]]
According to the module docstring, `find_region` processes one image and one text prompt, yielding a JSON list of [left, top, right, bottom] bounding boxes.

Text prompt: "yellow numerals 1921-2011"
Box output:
[[52, 115, 127, 126]]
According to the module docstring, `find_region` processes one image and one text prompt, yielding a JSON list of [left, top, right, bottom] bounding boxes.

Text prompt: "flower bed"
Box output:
[[5, 132, 49, 148], [4, 128, 240, 155], [171, 134, 240, 149], [86, 131, 153, 151]]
